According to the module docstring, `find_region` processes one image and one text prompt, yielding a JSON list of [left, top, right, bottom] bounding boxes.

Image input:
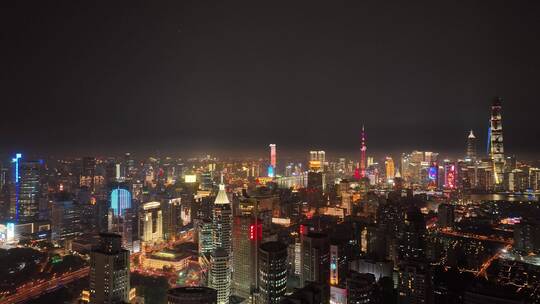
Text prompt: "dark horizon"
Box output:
[[2, 1, 540, 158]]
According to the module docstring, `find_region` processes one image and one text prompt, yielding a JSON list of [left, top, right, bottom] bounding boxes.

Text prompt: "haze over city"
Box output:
[[1, 2, 540, 304], [2, 1, 540, 157]]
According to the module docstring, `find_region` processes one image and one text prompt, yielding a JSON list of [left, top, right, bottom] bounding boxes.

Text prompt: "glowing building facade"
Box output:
[[466, 130, 476, 162], [490, 97, 505, 186], [355, 125, 367, 179], [141, 201, 163, 244], [309, 151, 325, 172], [110, 185, 131, 217], [210, 179, 232, 304], [444, 163, 457, 190], [11, 154, 42, 223], [108, 183, 136, 252], [385, 157, 395, 182], [210, 248, 231, 304], [268, 144, 276, 177], [232, 215, 260, 299]]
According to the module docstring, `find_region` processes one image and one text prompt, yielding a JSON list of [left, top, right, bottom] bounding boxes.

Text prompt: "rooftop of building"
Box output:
[[168, 286, 217, 297], [260, 241, 287, 253]]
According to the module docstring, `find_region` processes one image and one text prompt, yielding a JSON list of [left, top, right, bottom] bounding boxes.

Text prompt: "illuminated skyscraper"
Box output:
[[268, 144, 276, 177], [444, 162, 457, 190], [11, 154, 42, 222], [210, 177, 232, 304], [360, 126, 367, 177], [466, 130, 476, 162], [490, 97, 505, 186], [110, 183, 132, 217], [140, 201, 163, 244], [329, 244, 339, 286], [212, 179, 232, 254], [258, 241, 288, 304], [89, 233, 130, 304], [198, 219, 214, 256], [210, 248, 231, 304], [232, 215, 260, 299], [309, 151, 325, 172], [108, 182, 135, 252], [385, 157, 395, 182]]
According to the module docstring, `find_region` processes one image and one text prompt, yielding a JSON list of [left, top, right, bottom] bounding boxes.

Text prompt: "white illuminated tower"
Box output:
[[466, 130, 476, 162], [490, 97, 505, 186], [210, 175, 232, 304]]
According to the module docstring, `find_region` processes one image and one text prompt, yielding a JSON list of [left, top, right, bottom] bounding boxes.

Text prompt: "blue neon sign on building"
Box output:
[[111, 187, 132, 217], [267, 165, 275, 178], [11, 153, 22, 183]]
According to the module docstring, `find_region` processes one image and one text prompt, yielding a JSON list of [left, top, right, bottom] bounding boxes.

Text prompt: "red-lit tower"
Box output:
[[354, 126, 367, 180], [360, 125, 367, 178]]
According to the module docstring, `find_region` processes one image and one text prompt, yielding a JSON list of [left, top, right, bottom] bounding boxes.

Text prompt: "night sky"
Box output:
[[2, 1, 540, 158]]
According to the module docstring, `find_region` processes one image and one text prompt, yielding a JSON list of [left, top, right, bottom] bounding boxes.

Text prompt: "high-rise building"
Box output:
[[505, 168, 528, 192], [309, 151, 325, 173], [514, 218, 540, 253], [347, 272, 377, 304], [301, 232, 330, 287], [81, 157, 97, 190], [11, 154, 42, 222], [51, 193, 82, 241], [329, 244, 339, 286], [399, 207, 426, 260], [89, 233, 130, 304], [167, 287, 218, 304], [437, 204, 455, 229], [444, 162, 457, 190], [397, 260, 431, 304], [355, 125, 367, 179], [489, 97, 505, 186], [163, 198, 183, 241], [140, 201, 163, 244], [385, 157, 395, 182], [232, 215, 261, 299], [210, 248, 231, 304], [198, 218, 214, 256], [258, 241, 288, 304], [110, 183, 132, 217], [268, 144, 277, 177], [108, 183, 136, 252], [212, 181, 232, 254], [210, 178, 232, 304], [466, 130, 476, 162]]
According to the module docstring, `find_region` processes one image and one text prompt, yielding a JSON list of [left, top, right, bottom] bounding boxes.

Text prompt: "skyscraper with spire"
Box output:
[[210, 175, 232, 304], [360, 125, 367, 178], [490, 97, 505, 186], [354, 126, 367, 180], [466, 130, 476, 162]]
